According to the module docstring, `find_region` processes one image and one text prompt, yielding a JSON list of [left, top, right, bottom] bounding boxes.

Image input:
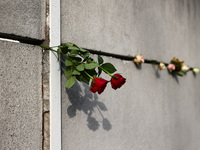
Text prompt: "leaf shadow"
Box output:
[[64, 80, 112, 131]]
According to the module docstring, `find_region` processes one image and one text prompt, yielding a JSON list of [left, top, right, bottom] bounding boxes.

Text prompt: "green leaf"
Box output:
[[98, 67, 102, 77], [82, 52, 90, 59], [61, 47, 69, 54], [57, 48, 61, 57], [68, 46, 79, 50], [79, 48, 87, 52], [65, 59, 73, 66], [69, 56, 82, 62], [76, 63, 85, 71], [85, 63, 99, 70], [72, 70, 81, 75], [87, 69, 97, 77], [70, 50, 79, 57], [65, 43, 74, 47], [65, 76, 76, 89], [177, 71, 185, 76], [76, 74, 83, 82], [101, 63, 117, 73], [64, 68, 73, 79], [98, 55, 104, 65], [82, 73, 90, 85], [87, 57, 94, 62]]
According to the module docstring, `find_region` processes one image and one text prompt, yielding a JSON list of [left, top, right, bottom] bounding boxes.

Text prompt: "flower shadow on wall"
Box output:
[[61, 57, 112, 131], [151, 64, 180, 83], [65, 82, 112, 131]]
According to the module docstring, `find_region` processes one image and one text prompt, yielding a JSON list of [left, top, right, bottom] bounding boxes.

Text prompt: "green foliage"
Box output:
[[65, 76, 76, 89], [76, 63, 85, 71], [101, 63, 117, 74], [72, 70, 81, 75], [177, 71, 185, 76], [65, 59, 73, 66], [85, 63, 99, 70], [98, 55, 104, 65], [41, 42, 117, 89]]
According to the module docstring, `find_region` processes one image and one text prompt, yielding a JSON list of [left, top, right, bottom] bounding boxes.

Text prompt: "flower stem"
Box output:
[[84, 71, 93, 79], [99, 66, 114, 77]]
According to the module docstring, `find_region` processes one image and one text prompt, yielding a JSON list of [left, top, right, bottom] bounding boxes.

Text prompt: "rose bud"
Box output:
[[158, 62, 166, 70], [133, 54, 145, 65], [168, 64, 175, 72]]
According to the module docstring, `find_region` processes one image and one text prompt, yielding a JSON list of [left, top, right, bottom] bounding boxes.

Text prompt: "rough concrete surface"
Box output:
[[0, 0, 46, 40], [42, 50, 50, 150], [62, 55, 200, 150], [62, 0, 200, 64], [0, 40, 42, 150], [61, 0, 200, 150]]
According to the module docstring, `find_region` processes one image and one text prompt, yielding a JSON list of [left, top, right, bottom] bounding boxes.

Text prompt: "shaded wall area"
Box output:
[[61, 0, 200, 150], [0, 41, 43, 150]]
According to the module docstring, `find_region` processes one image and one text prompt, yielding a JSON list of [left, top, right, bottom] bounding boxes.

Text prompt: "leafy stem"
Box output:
[[84, 71, 93, 79], [99, 66, 114, 77]]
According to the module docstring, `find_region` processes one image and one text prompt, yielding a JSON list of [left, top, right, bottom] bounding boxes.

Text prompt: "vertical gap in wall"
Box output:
[[42, 0, 50, 149], [42, 50, 50, 150]]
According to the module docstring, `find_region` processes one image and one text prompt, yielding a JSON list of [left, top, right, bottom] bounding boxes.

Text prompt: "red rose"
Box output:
[[111, 74, 126, 90], [176, 66, 181, 71], [90, 78, 109, 94]]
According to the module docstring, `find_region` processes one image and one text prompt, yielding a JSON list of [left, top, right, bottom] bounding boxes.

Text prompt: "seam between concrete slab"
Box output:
[[0, 32, 44, 45]]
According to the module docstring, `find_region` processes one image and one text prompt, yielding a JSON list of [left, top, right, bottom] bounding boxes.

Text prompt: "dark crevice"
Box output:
[[0, 32, 44, 45], [83, 48, 195, 70], [83, 47, 134, 61], [83, 47, 168, 65]]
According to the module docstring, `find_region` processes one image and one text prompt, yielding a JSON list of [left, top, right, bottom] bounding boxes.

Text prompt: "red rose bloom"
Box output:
[[90, 78, 109, 94], [111, 74, 126, 90]]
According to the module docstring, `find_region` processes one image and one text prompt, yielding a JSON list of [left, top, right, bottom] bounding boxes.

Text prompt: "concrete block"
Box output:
[[0, 40, 42, 150], [61, 0, 200, 64], [61, 55, 200, 150], [0, 0, 46, 41]]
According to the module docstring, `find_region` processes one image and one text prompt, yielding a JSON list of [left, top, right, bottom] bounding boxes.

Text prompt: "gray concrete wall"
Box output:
[[0, 41, 42, 150], [62, 0, 200, 63], [61, 0, 200, 150], [0, 0, 46, 41]]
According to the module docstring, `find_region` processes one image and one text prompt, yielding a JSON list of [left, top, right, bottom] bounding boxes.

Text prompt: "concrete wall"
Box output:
[[61, 0, 200, 150], [0, 41, 42, 150], [61, 0, 200, 63], [0, 0, 46, 41]]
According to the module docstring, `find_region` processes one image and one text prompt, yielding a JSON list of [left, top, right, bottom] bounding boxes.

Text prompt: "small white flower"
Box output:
[[193, 68, 200, 74], [158, 62, 166, 70], [133, 54, 145, 65], [181, 65, 190, 72]]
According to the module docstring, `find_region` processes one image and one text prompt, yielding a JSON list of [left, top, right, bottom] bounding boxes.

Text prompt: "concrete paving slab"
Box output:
[[0, 0, 46, 41], [0, 40, 42, 150]]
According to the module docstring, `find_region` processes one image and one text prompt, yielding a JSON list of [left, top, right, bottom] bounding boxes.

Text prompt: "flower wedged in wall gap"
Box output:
[[40, 43, 126, 94], [133, 54, 144, 65]]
